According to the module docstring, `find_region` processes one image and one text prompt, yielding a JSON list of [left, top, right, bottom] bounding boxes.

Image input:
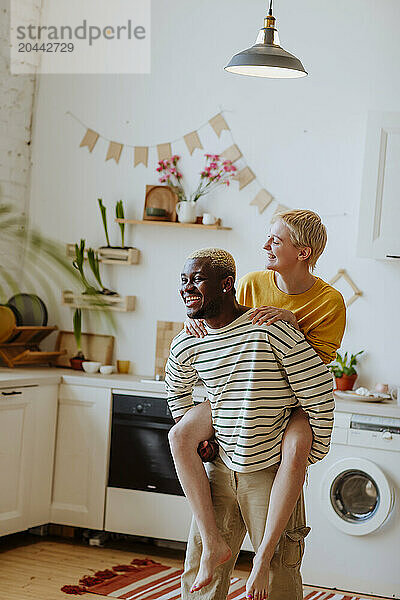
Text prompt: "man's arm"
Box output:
[[281, 335, 334, 464], [165, 352, 198, 420]]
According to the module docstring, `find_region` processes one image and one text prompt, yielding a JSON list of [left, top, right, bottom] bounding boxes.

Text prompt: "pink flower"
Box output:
[[226, 180, 230, 186], [212, 154, 220, 161], [210, 162, 218, 169]]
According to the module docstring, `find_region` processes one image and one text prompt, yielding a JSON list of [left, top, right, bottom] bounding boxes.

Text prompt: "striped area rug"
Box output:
[[61, 559, 374, 599], [303, 590, 374, 600]]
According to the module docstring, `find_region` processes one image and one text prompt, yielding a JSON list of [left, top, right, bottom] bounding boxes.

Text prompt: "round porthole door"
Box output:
[[321, 458, 393, 536]]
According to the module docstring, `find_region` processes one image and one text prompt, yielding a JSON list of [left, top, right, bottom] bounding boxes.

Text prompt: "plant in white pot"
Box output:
[[156, 154, 237, 223]]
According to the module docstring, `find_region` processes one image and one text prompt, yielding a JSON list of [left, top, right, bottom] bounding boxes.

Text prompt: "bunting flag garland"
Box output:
[[221, 144, 242, 163], [235, 166, 256, 190], [250, 189, 274, 214], [184, 130, 203, 155], [106, 141, 123, 163], [134, 146, 149, 167], [69, 109, 282, 216], [157, 142, 172, 161], [79, 128, 99, 152], [209, 113, 230, 137]]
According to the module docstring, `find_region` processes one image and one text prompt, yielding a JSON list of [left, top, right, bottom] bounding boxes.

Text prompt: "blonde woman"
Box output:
[[170, 210, 345, 599]]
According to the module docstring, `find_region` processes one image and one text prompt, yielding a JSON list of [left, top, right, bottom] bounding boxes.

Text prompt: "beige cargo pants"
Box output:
[[181, 456, 310, 600]]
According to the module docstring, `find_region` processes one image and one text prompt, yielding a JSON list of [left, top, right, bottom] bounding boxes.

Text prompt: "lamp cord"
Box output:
[[269, 0, 273, 15]]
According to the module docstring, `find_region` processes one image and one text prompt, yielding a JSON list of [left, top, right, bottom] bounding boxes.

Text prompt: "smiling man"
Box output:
[[165, 248, 335, 600]]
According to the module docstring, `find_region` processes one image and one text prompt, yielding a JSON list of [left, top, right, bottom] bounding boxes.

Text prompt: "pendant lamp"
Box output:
[[225, 1, 307, 79]]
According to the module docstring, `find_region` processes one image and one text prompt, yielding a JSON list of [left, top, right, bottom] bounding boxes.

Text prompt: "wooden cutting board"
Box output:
[[154, 320, 183, 377], [54, 331, 114, 367]]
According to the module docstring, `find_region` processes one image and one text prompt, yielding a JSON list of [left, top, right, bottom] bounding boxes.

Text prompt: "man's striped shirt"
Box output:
[[165, 310, 334, 473]]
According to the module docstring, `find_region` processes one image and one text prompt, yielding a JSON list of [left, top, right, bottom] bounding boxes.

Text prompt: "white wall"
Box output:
[[29, 0, 400, 386], [0, 0, 40, 287]]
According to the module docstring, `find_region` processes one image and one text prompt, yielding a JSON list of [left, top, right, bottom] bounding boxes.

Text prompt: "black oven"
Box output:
[[108, 393, 184, 496]]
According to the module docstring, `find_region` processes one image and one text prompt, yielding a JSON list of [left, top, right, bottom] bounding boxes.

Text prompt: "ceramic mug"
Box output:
[[202, 213, 216, 226], [117, 360, 131, 374]]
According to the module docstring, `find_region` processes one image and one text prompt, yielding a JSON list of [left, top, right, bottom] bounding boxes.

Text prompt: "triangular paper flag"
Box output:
[[209, 113, 229, 138], [250, 189, 274, 214], [184, 131, 203, 155], [221, 144, 242, 163], [106, 141, 123, 163], [79, 128, 99, 152], [157, 143, 172, 161], [235, 166, 256, 190], [134, 146, 148, 167], [273, 203, 291, 216]]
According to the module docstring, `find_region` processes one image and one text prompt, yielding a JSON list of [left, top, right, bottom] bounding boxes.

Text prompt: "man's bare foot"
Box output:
[[245, 554, 270, 600], [190, 538, 232, 593]]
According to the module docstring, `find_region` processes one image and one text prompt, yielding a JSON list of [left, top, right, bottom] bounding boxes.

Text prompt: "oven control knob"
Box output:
[[136, 404, 144, 413], [382, 430, 392, 440]]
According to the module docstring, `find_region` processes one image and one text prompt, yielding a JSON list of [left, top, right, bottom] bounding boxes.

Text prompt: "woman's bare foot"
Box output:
[[190, 537, 232, 593], [245, 553, 271, 600]]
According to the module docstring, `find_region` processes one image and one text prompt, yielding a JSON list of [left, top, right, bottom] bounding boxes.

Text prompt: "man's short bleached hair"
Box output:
[[186, 248, 236, 280], [271, 209, 327, 270]]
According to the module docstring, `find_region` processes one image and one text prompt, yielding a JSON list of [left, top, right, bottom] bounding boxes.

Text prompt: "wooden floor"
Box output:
[[0, 532, 392, 600], [0, 532, 252, 600]]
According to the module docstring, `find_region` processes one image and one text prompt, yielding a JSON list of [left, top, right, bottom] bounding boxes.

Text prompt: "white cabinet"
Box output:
[[50, 384, 111, 529], [27, 384, 58, 527], [358, 111, 400, 260], [0, 386, 34, 536], [0, 383, 57, 536]]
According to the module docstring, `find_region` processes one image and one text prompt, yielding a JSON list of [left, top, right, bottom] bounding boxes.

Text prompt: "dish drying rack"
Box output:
[[0, 326, 64, 367]]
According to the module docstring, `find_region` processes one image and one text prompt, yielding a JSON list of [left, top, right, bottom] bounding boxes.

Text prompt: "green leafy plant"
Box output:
[[0, 202, 82, 305], [115, 200, 125, 247], [73, 308, 84, 358], [329, 351, 364, 378], [98, 198, 110, 247], [87, 248, 103, 289], [72, 239, 97, 294], [87, 248, 117, 296]]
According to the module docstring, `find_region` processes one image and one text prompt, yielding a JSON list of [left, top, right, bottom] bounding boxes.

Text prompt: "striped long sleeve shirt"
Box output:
[[165, 310, 334, 473]]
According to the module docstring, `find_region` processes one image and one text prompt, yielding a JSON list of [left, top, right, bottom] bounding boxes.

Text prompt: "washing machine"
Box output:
[[302, 410, 400, 599]]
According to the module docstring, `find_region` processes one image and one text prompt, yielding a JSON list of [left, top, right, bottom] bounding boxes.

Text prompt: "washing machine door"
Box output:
[[321, 457, 393, 536]]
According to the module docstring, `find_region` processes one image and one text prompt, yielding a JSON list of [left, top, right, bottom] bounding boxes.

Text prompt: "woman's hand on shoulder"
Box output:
[[250, 306, 300, 330], [184, 318, 208, 338]]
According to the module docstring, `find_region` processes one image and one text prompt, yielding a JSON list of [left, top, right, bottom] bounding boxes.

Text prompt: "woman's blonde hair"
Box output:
[[271, 209, 327, 270]]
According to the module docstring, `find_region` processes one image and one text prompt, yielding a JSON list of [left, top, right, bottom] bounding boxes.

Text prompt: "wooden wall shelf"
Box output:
[[62, 291, 135, 312], [115, 219, 231, 231], [66, 244, 140, 265]]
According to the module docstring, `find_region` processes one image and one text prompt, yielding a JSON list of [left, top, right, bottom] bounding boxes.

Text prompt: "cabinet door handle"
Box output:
[[1, 391, 23, 396], [386, 255, 400, 259]]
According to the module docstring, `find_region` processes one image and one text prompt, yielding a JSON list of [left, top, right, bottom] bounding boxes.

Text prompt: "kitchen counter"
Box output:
[[0, 367, 399, 417], [0, 367, 205, 397]]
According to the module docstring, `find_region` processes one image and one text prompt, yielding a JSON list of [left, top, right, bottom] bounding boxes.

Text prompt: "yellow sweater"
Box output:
[[237, 270, 346, 364]]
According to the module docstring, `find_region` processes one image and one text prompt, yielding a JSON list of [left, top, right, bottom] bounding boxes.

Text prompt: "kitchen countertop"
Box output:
[[0, 367, 399, 418]]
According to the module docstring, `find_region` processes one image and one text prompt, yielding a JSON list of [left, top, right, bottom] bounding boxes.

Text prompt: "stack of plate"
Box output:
[[0, 294, 48, 343]]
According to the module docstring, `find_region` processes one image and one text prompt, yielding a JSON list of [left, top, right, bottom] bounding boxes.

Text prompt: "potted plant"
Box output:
[[115, 200, 125, 248], [87, 248, 117, 295], [72, 239, 98, 295], [329, 351, 364, 391], [156, 154, 237, 223], [70, 308, 86, 370], [98, 198, 111, 248]]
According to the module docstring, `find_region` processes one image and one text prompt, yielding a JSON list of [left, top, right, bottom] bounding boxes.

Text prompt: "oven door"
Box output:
[[108, 403, 184, 497]]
